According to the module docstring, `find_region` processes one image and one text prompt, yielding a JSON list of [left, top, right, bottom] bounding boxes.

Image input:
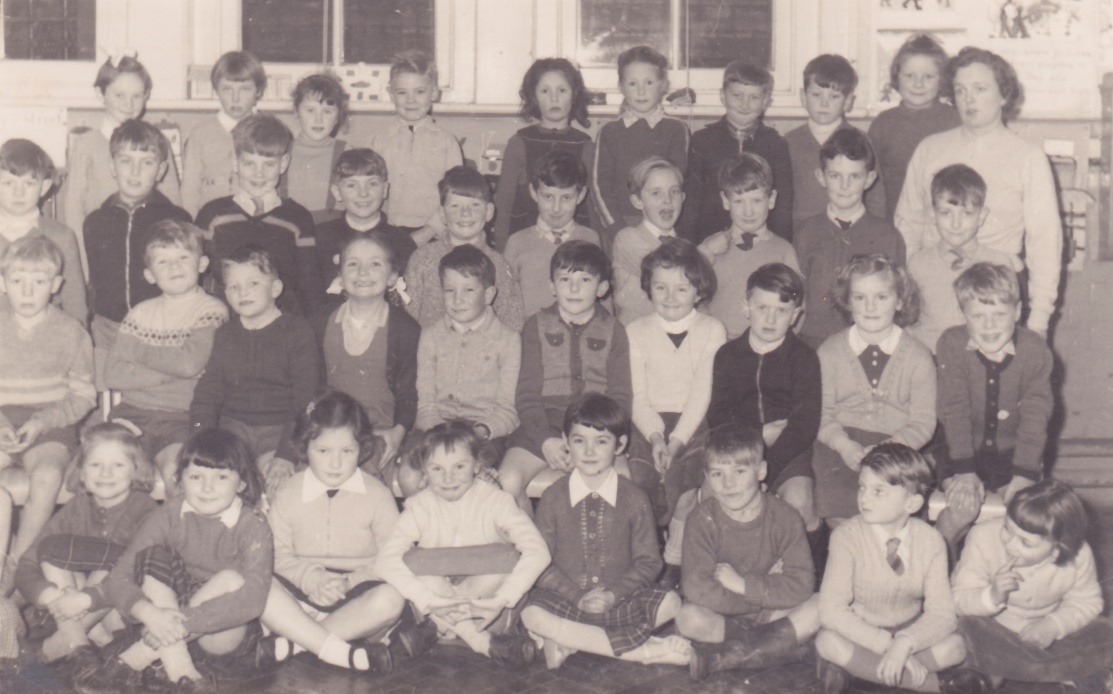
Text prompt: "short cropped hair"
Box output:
[[232, 114, 292, 159], [747, 262, 805, 307], [94, 55, 152, 94], [803, 54, 858, 96], [390, 49, 438, 84], [819, 128, 876, 172], [0, 139, 54, 181], [945, 47, 1023, 124], [531, 150, 587, 191], [704, 424, 764, 471], [519, 58, 591, 129], [627, 155, 683, 196], [438, 165, 491, 204], [222, 243, 278, 280], [640, 237, 717, 306], [144, 219, 204, 266], [439, 243, 495, 288], [931, 163, 986, 209], [617, 45, 669, 81], [550, 240, 610, 284], [293, 72, 350, 137], [409, 420, 481, 471], [334, 148, 388, 181], [890, 34, 949, 91], [719, 152, 774, 195], [175, 428, 264, 507], [562, 392, 630, 443], [861, 443, 933, 498], [0, 235, 63, 278], [211, 51, 266, 93], [109, 119, 170, 163], [834, 253, 920, 327], [722, 60, 773, 93], [1008, 479, 1090, 566], [953, 262, 1020, 309]]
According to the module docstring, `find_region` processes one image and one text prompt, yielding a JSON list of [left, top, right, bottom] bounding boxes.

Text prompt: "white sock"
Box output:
[[318, 633, 363, 670]]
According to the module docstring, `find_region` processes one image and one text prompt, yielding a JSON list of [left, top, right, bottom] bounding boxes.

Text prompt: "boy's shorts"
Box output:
[[108, 403, 191, 459], [0, 405, 77, 451]]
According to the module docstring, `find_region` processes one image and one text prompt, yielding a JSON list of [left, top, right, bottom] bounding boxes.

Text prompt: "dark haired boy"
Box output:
[[784, 54, 884, 224], [679, 61, 793, 243], [196, 114, 322, 318], [504, 150, 602, 318], [792, 128, 906, 348]]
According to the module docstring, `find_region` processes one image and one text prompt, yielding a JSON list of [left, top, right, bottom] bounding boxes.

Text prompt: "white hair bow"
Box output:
[[100, 46, 138, 68]]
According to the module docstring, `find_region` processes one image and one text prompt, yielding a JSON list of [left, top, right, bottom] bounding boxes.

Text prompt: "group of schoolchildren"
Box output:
[[0, 31, 1109, 694]]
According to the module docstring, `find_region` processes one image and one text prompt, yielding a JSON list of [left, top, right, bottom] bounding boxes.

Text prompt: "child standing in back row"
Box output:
[[284, 72, 349, 225]]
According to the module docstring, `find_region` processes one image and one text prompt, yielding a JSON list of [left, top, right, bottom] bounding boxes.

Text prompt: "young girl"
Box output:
[[868, 34, 960, 223], [284, 72, 350, 225], [14, 423, 157, 665], [626, 239, 725, 522], [77, 428, 272, 690], [322, 234, 419, 475], [258, 391, 409, 675], [61, 54, 182, 258], [492, 58, 593, 251], [813, 254, 936, 522], [952, 479, 1113, 690]]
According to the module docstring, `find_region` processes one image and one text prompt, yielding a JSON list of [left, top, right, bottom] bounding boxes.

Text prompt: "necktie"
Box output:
[[551, 229, 568, 245], [659, 232, 676, 245], [835, 218, 852, 230], [252, 197, 265, 216], [886, 537, 904, 575], [326, 489, 339, 499], [736, 232, 757, 251], [948, 248, 965, 270]]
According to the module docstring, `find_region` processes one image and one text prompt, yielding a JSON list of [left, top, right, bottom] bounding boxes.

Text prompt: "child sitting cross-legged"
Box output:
[[816, 444, 969, 694], [951, 479, 1113, 691], [257, 391, 407, 676], [376, 421, 551, 668], [676, 424, 819, 681], [521, 393, 690, 669]]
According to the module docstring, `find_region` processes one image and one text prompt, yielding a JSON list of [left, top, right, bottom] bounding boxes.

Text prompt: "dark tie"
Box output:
[[326, 489, 339, 499], [886, 537, 904, 575], [659, 233, 675, 245], [551, 229, 568, 245], [948, 248, 965, 270], [835, 218, 852, 230], [667, 331, 688, 348], [735, 232, 757, 251]]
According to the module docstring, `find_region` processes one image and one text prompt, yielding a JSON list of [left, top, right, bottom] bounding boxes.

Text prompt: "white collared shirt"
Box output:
[[99, 116, 121, 141], [536, 218, 571, 244], [848, 324, 903, 356], [966, 335, 1017, 361], [827, 202, 866, 228], [449, 306, 494, 335], [622, 105, 665, 129], [180, 495, 243, 529], [641, 217, 675, 241], [870, 519, 911, 569], [0, 208, 41, 243], [216, 109, 243, 133], [233, 189, 282, 216], [302, 468, 367, 502], [657, 308, 697, 335], [568, 467, 618, 507]]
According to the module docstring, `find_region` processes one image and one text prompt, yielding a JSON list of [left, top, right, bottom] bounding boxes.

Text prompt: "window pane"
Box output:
[[578, 0, 671, 68], [3, 0, 94, 60], [242, 0, 332, 63], [344, 0, 434, 64], [682, 0, 772, 69]]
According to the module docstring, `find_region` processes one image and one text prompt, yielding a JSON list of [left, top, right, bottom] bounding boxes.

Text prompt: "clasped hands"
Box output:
[[427, 595, 510, 631]]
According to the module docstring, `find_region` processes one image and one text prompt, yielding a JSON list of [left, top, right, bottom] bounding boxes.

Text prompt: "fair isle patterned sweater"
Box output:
[[104, 289, 228, 412]]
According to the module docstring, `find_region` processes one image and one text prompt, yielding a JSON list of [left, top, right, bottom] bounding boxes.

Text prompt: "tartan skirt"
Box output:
[[525, 585, 670, 656]]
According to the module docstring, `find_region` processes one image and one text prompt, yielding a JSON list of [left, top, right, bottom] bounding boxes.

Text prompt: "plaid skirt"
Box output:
[[38, 535, 126, 573], [133, 545, 208, 609], [525, 586, 669, 656]]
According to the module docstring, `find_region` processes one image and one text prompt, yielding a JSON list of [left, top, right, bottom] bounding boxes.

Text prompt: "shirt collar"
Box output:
[[731, 226, 771, 245], [346, 213, 382, 232], [0, 209, 41, 242], [216, 109, 243, 132], [657, 309, 696, 334], [827, 203, 866, 228], [848, 324, 902, 356], [641, 217, 675, 240], [99, 116, 121, 141], [536, 218, 571, 243], [870, 518, 911, 550], [748, 329, 785, 355], [389, 116, 435, 134], [568, 467, 618, 507], [622, 105, 665, 128], [302, 468, 367, 502], [233, 189, 282, 216], [449, 306, 494, 334], [966, 335, 1017, 359], [180, 495, 243, 529]]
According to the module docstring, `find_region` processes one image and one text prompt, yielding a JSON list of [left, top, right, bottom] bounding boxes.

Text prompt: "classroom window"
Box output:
[[241, 0, 435, 65], [2, 0, 96, 61]]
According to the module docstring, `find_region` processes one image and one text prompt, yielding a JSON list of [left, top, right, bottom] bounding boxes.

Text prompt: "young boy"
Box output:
[[611, 155, 684, 325], [315, 148, 417, 304], [816, 444, 967, 693], [592, 45, 689, 245], [181, 51, 266, 217], [405, 166, 525, 330], [85, 121, 192, 387], [679, 61, 793, 243], [368, 50, 463, 239], [933, 263, 1053, 557], [375, 421, 549, 667], [792, 128, 906, 348], [908, 164, 1013, 353], [676, 424, 818, 680], [189, 245, 321, 499], [196, 114, 322, 318], [500, 241, 631, 511], [700, 154, 801, 340], [104, 220, 228, 492], [0, 236, 95, 562], [405, 245, 520, 497], [521, 393, 689, 669], [503, 150, 601, 319], [0, 139, 86, 324], [784, 54, 884, 225]]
